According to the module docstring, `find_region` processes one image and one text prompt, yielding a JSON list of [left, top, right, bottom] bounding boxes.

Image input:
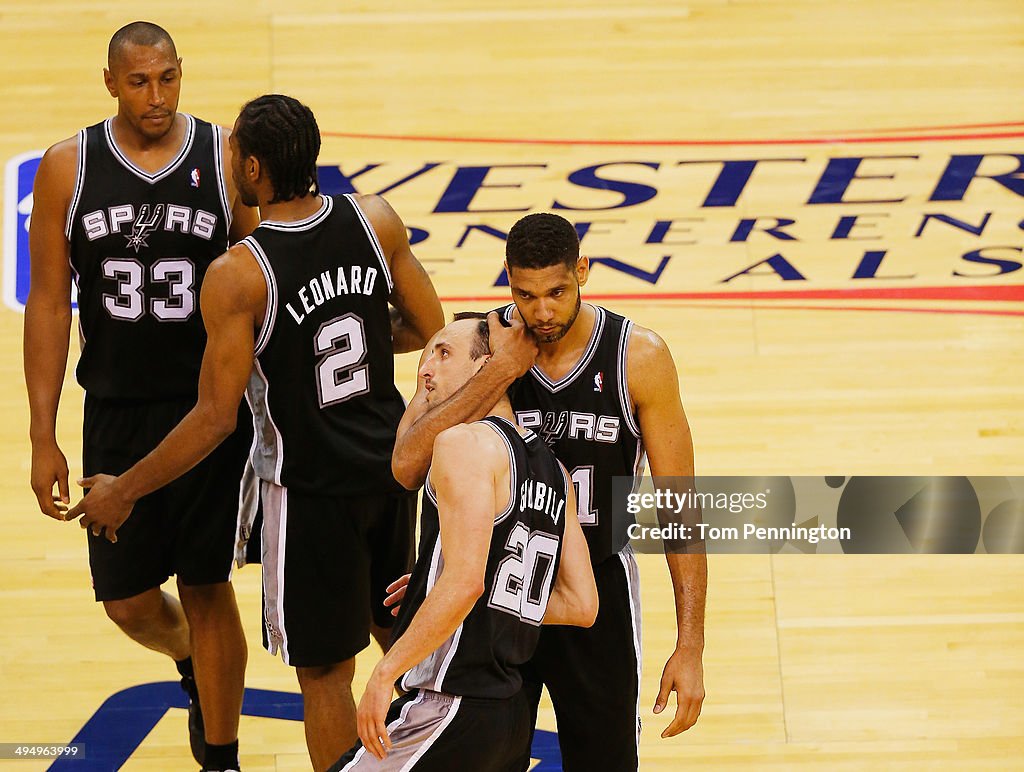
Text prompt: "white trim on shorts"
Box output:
[[618, 544, 643, 759]]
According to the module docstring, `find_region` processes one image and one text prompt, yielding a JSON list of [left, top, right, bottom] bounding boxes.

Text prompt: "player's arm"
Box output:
[[356, 194, 443, 353], [66, 246, 264, 540], [392, 312, 537, 489], [221, 126, 260, 243], [629, 325, 707, 737], [542, 465, 599, 626], [25, 139, 77, 520], [358, 425, 499, 759]]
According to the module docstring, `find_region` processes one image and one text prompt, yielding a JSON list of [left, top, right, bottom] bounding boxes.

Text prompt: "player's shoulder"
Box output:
[[203, 243, 266, 304], [350, 193, 403, 233], [626, 321, 672, 365], [32, 135, 83, 203], [38, 135, 80, 174], [434, 422, 506, 465]]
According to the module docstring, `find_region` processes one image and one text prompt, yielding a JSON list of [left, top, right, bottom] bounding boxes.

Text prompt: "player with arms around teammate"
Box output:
[[66, 93, 444, 772], [25, 22, 259, 772], [392, 213, 707, 770], [332, 314, 598, 771]]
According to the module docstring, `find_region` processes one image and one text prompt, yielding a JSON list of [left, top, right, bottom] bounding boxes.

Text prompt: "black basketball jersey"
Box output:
[[394, 416, 569, 700], [242, 194, 405, 496], [67, 114, 232, 400], [502, 304, 646, 565]]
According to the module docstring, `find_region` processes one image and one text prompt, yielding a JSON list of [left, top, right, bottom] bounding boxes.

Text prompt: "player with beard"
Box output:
[[391, 213, 706, 771]]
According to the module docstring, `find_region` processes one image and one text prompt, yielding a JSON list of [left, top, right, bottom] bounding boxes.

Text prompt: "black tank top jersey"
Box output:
[[501, 304, 646, 565], [67, 115, 232, 400], [242, 194, 405, 496], [394, 416, 569, 700]]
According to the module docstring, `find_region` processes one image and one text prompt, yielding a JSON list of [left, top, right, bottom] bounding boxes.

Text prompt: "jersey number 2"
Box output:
[[315, 314, 370, 408]]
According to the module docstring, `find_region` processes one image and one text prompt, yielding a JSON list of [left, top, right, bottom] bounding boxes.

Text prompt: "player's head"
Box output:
[[505, 213, 588, 344], [419, 313, 493, 405], [231, 94, 321, 206], [104, 22, 182, 140]]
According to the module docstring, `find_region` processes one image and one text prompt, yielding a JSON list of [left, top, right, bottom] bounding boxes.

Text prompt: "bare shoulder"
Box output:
[[42, 135, 79, 165], [433, 422, 505, 469], [626, 322, 680, 403], [627, 323, 675, 369], [352, 193, 398, 220], [35, 135, 80, 195], [352, 193, 404, 244], [203, 243, 266, 309]]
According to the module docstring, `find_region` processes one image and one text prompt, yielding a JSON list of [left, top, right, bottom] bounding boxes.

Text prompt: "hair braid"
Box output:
[[235, 94, 321, 203]]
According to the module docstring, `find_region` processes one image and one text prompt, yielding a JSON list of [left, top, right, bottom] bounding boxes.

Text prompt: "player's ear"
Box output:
[[576, 255, 590, 287], [103, 68, 117, 98], [177, 58, 183, 78]]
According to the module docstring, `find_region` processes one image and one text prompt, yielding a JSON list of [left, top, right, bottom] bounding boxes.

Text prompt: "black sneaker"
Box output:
[[180, 674, 206, 765]]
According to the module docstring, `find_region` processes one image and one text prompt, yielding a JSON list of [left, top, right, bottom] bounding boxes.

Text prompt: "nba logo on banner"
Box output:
[[4, 150, 43, 311]]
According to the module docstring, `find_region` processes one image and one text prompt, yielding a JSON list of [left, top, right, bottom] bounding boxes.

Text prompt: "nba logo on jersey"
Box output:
[[3, 150, 44, 311], [594, 371, 604, 392], [190, 167, 200, 188]]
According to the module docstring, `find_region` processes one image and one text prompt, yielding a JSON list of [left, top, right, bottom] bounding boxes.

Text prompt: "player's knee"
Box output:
[[102, 594, 159, 631], [177, 580, 235, 620], [296, 659, 356, 690]]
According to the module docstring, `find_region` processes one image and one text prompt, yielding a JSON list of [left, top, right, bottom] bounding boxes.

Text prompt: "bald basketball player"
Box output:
[[25, 22, 258, 772]]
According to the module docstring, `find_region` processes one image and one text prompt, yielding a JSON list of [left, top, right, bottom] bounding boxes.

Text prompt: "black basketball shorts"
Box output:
[[519, 544, 643, 772], [83, 395, 253, 602], [258, 481, 416, 667], [329, 689, 531, 772]]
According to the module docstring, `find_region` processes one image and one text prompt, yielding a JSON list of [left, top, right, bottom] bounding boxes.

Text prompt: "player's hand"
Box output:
[[65, 474, 135, 544], [30, 440, 71, 520], [487, 311, 538, 378], [384, 573, 412, 617], [357, 667, 394, 761], [654, 647, 705, 737]]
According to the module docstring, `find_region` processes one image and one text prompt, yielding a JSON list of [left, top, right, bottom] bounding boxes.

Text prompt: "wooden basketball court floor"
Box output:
[[1, 1, 1022, 769]]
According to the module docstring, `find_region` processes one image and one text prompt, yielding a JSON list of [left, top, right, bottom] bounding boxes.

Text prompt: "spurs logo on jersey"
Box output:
[[502, 303, 646, 563], [66, 114, 232, 401], [517, 409, 621, 445], [80, 202, 219, 246]]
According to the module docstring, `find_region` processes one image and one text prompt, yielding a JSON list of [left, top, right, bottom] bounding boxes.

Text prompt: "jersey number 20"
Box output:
[[489, 522, 559, 625]]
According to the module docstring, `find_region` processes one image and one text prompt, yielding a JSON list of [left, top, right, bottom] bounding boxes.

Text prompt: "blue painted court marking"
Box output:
[[50, 682, 562, 770]]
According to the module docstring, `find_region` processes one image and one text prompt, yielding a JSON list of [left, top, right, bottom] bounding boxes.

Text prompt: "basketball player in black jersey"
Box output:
[[25, 22, 259, 772], [67, 93, 444, 772], [329, 315, 597, 771], [392, 213, 707, 770]]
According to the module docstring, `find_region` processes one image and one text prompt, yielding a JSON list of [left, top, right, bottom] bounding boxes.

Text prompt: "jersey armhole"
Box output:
[[344, 194, 394, 293], [212, 124, 233, 233], [63, 129, 87, 241], [239, 236, 277, 356], [478, 420, 518, 525], [618, 319, 642, 438]]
